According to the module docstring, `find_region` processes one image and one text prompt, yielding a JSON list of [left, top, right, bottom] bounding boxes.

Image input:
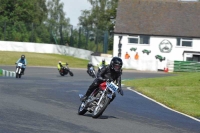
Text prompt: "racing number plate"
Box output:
[[107, 82, 119, 93]]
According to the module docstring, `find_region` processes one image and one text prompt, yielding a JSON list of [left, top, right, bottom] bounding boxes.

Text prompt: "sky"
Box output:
[[60, 0, 92, 27]]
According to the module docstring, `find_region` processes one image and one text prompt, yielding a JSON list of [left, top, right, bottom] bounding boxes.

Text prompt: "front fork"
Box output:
[[96, 90, 107, 106], [16, 67, 22, 74]]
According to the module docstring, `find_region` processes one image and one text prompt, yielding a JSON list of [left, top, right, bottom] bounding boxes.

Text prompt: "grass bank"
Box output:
[[122, 72, 200, 118], [0, 69, 2, 75], [0, 51, 88, 68]]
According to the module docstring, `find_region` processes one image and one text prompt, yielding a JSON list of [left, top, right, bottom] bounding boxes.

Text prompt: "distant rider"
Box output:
[[15, 55, 27, 75], [87, 62, 94, 74], [98, 59, 107, 73], [81, 57, 124, 103], [57, 61, 68, 71]]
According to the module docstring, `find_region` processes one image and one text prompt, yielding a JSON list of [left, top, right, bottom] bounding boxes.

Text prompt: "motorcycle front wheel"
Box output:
[[16, 73, 19, 78], [92, 96, 110, 118], [78, 102, 87, 115], [69, 71, 74, 76]]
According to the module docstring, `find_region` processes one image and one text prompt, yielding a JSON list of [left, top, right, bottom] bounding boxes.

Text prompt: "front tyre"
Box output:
[[69, 71, 74, 76], [16, 73, 19, 78], [78, 102, 87, 115], [92, 97, 110, 118]]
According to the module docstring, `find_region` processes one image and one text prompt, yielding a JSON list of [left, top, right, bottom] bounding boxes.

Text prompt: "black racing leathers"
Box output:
[[84, 65, 122, 102]]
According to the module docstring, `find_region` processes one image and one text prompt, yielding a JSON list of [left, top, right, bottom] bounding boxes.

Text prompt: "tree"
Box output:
[[0, 0, 47, 24], [46, 0, 70, 45], [78, 0, 119, 51], [0, 0, 48, 42]]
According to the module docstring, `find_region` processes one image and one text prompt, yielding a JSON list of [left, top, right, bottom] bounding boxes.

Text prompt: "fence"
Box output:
[[167, 60, 200, 72], [0, 21, 110, 53], [0, 69, 16, 77]]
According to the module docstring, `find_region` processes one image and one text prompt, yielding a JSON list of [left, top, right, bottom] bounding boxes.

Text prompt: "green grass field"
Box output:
[[0, 51, 88, 68], [122, 72, 200, 118], [1, 51, 200, 119]]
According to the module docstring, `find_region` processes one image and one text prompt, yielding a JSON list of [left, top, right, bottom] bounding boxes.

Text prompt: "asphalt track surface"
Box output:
[[0, 66, 199, 133]]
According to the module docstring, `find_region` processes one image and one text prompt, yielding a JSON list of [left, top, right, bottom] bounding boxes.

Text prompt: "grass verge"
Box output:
[[122, 72, 200, 118], [0, 69, 2, 76], [0, 51, 88, 68]]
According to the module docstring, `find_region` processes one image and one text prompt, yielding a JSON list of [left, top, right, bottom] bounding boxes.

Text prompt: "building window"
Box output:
[[140, 35, 150, 44], [177, 38, 193, 47], [128, 36, 139, 43], [128, 35, 150, 44]]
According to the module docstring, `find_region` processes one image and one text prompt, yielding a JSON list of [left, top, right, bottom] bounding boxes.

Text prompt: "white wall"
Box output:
[[113, 34, 200, 70], [0, 41, 93, 60]]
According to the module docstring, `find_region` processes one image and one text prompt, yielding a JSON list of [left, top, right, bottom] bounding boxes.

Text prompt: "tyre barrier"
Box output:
[[0, 69, 16, 77]]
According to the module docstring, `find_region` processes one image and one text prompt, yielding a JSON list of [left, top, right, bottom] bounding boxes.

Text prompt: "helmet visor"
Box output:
[[113, 64, 121, 71]]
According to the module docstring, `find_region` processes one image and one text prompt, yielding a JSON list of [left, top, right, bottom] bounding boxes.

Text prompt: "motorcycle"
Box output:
[[59, 64, 74, 77], [78, 80, 122, 118], [97, 64, 106, 75], [15, 63, 24, 78], [87, 66, 96, 78]]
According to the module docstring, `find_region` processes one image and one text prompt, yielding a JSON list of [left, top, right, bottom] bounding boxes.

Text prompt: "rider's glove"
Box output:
[[108, 78, 113, 82], [99, 77, 106, 81]]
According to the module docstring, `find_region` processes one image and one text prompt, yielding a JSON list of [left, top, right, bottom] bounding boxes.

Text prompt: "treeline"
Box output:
[[79, 0, 118, 51], [0, 0, 118, 52]]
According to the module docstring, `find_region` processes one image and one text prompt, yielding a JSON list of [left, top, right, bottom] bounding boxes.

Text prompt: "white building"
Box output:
[[113, 0, 200, 71]]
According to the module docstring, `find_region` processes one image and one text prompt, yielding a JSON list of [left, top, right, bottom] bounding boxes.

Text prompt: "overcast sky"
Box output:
[[60, 0, 92, 26]]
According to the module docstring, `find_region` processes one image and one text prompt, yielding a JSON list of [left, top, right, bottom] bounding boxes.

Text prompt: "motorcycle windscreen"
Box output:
[[99, 82, 106, 90]]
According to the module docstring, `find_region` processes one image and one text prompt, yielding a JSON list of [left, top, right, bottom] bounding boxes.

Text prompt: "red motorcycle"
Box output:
[[78, 80, 122, 118]]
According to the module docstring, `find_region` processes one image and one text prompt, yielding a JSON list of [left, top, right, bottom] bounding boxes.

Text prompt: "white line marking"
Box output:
[[126, 87, 200, 122]]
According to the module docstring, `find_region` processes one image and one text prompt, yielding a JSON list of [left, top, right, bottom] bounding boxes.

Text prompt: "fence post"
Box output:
[[78, 27, 81, 48], [31, 23, 34, 42], [103, 31, 108, 53], [70, 25, 73, 47], [4, 21, 6, 40], [85, 28, 89, 49], [51, 30, 58, 44]]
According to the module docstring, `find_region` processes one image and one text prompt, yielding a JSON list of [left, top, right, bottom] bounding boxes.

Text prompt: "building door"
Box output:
[[193, 55, 200, 62]]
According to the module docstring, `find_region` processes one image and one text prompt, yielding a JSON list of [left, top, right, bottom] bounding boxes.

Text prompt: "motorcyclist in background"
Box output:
[[57, 61, 68, 71], [15, 55, 27, 75], [81, 57, 124, 103], [97, 59, 108, 73], [87, 62, 94, 74]]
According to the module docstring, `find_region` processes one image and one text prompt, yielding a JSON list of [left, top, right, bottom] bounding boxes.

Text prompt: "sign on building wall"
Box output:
[[159, 40, 173, 53]]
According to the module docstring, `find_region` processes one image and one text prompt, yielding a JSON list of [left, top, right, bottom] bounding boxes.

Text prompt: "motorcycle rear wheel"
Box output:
[[92, 97, 110, 118], [78, 102, 87, 115], [60, 72, 65, 76]]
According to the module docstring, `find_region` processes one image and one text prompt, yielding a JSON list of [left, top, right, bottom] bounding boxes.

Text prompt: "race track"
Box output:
[[0, 66, 199, 133]]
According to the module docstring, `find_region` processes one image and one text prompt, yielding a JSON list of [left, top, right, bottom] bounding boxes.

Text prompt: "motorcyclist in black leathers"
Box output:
[[81, 57, 124, 102]]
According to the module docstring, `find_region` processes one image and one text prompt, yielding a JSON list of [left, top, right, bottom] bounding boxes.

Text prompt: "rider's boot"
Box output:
[[80, 89, 92, 102], [80, 95, 88, 102]]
